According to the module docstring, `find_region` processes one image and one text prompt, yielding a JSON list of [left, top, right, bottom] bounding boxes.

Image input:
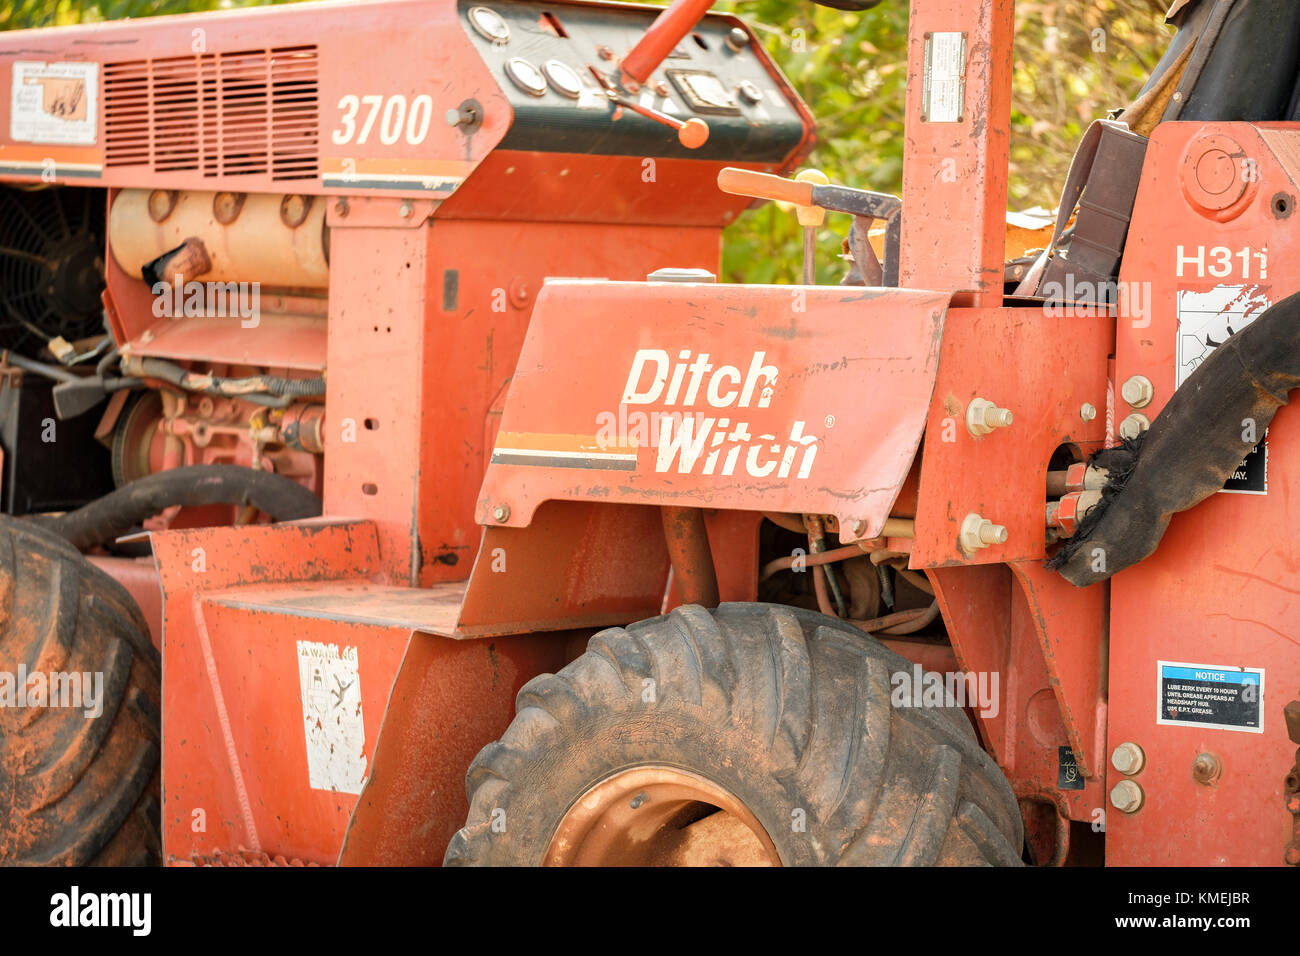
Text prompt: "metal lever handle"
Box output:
[[590, 66, 709, 149], [609, 94, 709, 149], [717, 167, 903, 286], [718, 167, 900, 219], [717, 167, 814, 206]]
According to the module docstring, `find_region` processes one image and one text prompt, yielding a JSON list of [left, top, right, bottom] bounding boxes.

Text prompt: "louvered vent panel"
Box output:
[[104, 46, 319, 182]]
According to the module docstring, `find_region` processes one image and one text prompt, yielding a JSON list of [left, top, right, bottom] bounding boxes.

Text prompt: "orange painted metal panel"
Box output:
[[1106, 121, 1300, 866], [913, 306, 1112, 567], [0, 0, 509, 198], [152, 518, 565, 864], [932, 563, 1107, 827], [457, 500, 672, 638], [152, 520, 382, 863], [88, 555, 164, 650], [338, 628, 569, 865], [414, 220, 723, 587], [475, 281, 950, 540]]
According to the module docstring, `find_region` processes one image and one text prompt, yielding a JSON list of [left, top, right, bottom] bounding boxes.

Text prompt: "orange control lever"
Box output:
[[590, 66, 709, 149], [615, 97, 709, 148], [717, 167, 815, 206], [621, 0, 716, 87]]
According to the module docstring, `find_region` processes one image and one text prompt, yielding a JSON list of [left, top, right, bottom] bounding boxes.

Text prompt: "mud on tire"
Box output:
[[446, 602, 1022, 866], [0, 516, 161, 866]]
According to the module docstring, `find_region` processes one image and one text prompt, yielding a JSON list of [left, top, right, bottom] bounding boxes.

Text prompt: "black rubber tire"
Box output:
[[0, 516, 161, 866], [446, 603, 1023, 866]]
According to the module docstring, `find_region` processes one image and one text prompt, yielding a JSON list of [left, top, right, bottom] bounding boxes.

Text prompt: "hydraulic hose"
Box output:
[[1050, 289, 1300, 585], [34, 464, 322, 551]]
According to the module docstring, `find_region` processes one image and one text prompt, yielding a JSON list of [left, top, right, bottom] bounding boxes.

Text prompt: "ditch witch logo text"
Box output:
[[609, 349, 820, 479]]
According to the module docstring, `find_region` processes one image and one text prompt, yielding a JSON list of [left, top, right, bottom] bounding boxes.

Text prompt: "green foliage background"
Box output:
[[1, 0, 1172, 283]]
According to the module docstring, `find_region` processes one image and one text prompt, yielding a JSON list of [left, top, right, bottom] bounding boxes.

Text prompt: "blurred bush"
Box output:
[[2, 0, 1172, 283], [716, 0, 1172, 282]]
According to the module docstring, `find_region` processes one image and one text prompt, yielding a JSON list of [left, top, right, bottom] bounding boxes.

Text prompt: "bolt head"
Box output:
[[1080, 402, 1097, 422], [1111, 741, 1145, 775], [492, 504, 511, 523], [1286, 846, 1300, 866], [1118, 413, 1150, 441], [1192, 752, 1221, 784], [1110, 779, 1144, 813], [1121, 375, 1154, 408]]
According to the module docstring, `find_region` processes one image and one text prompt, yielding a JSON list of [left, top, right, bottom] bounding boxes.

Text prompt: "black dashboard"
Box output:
[[459, 1, 809, 162]]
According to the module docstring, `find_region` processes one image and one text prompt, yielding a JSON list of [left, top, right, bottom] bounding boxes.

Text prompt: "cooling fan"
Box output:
[[0, 185, 106, 356]]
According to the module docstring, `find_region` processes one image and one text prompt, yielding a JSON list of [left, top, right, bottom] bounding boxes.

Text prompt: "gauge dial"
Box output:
[[543, 60, 583, 99], [505, 57, 548, 97], [468, 6, 510, 43]]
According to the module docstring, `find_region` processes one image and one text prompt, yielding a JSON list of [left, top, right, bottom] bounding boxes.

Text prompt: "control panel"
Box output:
[[458, 0, 809, 162]]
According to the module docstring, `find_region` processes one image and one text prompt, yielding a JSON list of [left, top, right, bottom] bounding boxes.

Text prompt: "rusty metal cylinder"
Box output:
[[661, 506, 720, 608], [110, 189, 328, 288], [278, 403, 325, 454]]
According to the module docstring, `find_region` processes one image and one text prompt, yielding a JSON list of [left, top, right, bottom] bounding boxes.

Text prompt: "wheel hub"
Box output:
[[544, 766, 781, 866]]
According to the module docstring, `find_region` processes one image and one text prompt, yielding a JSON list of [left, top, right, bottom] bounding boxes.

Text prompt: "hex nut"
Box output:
[[959, 513, 1008, 553], [492, 504, 511, 523], [1080, 402, 1097, 422], [966, 397, 1014, 436]]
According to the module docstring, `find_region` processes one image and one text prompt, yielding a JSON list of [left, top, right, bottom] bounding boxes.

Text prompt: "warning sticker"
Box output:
[[1157, 660, 1263, 734], [10, 61, 98, 145], [1175, 284, 1272, 494], [922, 32, 966, 123], [297, 641, 368, 793]]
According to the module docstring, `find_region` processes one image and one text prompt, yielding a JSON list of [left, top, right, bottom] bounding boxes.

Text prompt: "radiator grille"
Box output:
[[104, 46, 319, 181]]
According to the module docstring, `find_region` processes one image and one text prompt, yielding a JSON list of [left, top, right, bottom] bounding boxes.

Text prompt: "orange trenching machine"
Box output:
[[0, 0, 1298, 868]]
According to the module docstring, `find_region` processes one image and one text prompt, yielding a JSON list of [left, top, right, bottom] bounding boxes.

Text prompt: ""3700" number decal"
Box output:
[[331, 94, 435, 146]]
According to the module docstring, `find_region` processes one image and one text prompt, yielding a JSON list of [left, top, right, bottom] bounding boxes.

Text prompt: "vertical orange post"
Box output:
[[325, 211, 433, 584], [900, 0, 1015, 305]]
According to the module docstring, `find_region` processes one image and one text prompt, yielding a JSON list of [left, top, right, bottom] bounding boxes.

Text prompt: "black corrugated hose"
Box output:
[[32, 464, 322, 551]]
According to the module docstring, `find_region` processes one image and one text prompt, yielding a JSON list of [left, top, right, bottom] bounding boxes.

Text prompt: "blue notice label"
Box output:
[[1157, 661, 1264, 733]]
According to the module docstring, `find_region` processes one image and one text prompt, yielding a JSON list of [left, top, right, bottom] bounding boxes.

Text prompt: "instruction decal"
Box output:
[[297, 641, 368, 793], [1175, 284, 1271, 494], [10, 61, 98, 145], [921, 32, 966, 123], [1157, 660, 1263, 734]]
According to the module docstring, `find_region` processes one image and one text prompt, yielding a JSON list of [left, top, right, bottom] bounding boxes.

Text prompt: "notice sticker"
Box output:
[[1157, 661, 1263, 733], [922, 32, 967, 123], [297, 641, 368, 793], [10, 61, 98, 145]]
